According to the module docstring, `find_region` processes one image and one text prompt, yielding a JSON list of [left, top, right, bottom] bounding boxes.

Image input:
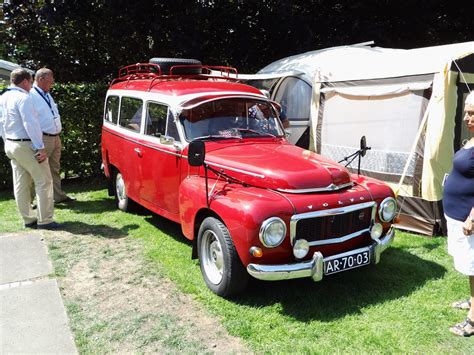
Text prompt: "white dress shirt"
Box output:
[[0, 86, 44, 150], [30, 85, 62, 135]]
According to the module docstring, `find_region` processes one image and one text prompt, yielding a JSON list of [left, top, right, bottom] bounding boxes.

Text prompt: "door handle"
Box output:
[[134, 147, 142, 157]]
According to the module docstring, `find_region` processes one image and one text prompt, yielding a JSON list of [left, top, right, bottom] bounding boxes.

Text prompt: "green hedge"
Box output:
[[0, 82, 109, 190]]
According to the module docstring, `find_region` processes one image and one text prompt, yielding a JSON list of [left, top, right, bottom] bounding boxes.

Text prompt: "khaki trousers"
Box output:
[[43, 135, 68, 202], [5, 140, 54, 225]]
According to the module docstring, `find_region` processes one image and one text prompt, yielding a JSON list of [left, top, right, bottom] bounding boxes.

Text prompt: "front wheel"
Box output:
[[198, 217, 248, 297]]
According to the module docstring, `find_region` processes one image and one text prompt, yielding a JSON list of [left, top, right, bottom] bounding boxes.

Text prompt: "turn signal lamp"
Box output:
[[250, 246, 263, 258]]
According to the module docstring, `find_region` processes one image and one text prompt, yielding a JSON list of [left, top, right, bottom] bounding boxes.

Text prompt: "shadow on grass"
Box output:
[[61, 220, 139, 239], [0, 189, 13, 202], [143, 213, 191, 246], [0, 176, 107, 202], [232, 247, 446, 321], [54, 197, 117, 214], [40, 177, 447, 320], [139, 211, 447, 321], [61, 176, 108, 194]]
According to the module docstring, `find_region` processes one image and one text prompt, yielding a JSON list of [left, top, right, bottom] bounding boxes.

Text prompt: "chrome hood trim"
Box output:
[[277, 181, 354, 194]]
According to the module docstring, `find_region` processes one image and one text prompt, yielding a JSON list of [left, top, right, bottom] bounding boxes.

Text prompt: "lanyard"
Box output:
[[34, 87, 55, 116]]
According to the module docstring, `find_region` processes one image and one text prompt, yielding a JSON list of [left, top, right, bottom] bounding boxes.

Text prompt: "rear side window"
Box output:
[[119, 97, 143, 132], [105, 95, 119, 123]]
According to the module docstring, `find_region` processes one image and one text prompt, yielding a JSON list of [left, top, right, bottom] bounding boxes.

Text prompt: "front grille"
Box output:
[[291, 202, 375, 246]]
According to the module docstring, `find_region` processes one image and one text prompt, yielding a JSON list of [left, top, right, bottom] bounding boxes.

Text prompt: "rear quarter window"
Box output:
[[105, 95, 119, 123]]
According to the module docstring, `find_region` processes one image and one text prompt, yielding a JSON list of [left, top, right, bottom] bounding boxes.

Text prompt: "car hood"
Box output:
[[203, 141, 352, 191]]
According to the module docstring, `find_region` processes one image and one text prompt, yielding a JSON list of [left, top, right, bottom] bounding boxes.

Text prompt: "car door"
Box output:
[[138, 101, 183, 217], [115, 95, 144, 203]]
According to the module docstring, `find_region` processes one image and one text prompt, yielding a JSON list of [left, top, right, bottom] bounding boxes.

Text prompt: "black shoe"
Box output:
[[24, 221, 38, 229], [37, 222, 64, 230], [56, 196, 76, 204]]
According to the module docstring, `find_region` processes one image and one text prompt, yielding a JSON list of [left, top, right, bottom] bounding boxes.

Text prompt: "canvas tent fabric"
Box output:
[[248, 42, 474, 235]]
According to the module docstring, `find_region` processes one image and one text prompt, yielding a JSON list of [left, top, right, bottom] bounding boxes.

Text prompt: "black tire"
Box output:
[[149, 57, 202, 75], [114, 171, 134, 212], [197, 217, 248, 297]]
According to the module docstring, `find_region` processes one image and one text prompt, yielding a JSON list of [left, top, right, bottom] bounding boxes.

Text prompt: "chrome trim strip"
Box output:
[[306, 228, 370, 246], [102, 126, 183, 157], [205, 161, 265, 179], [277, 182, 353, 194], [246, 228, 395, 282]]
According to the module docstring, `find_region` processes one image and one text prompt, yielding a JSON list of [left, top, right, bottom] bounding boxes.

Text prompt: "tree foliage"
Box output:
[[1, 0, 473, 82]]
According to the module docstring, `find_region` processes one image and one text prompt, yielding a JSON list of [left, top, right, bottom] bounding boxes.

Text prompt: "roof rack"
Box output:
[[111, 63, 239, 88]]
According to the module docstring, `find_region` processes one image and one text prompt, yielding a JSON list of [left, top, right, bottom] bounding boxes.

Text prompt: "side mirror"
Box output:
[[188, 140, 206, 166], [360, 136, 367, 157]]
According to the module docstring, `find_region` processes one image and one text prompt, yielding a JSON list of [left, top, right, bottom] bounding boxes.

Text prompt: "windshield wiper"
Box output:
[[191, 135, 240, 141], [234, 128, 276, 138]]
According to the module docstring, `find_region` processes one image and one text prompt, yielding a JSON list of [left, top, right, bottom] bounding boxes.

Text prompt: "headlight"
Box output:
[[379, 197, 397, 222], [259, 217, 286, 248]]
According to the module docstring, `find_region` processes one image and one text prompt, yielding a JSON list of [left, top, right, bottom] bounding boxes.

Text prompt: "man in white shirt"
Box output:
[[30, 68, 74, 203], [0, 68, 61, 229]]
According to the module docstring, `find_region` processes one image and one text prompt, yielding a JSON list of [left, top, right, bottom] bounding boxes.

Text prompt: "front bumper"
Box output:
[[247, 227, 395, 282]]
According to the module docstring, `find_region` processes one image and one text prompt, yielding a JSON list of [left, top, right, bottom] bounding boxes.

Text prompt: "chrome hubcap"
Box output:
[[116, 174, 125, 202], [201, 230, 224, 285]]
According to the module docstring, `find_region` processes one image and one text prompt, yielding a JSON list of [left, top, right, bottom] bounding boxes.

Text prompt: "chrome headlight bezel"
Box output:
[[379, 197, 397, 222], [259, 217, 287, 248]]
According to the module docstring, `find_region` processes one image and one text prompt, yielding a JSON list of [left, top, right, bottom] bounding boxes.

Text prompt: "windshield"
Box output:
[[180, 98, 285, 141]]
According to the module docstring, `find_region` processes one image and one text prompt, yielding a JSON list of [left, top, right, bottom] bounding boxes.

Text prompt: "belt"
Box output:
[[6, 138, 31, 142], [43, 132, 60, 137]]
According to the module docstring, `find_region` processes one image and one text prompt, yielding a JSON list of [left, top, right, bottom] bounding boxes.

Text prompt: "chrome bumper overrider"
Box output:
[[247, 228, 395, 282]]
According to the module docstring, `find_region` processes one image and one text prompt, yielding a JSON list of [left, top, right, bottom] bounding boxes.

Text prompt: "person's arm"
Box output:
[[18, 95, 44, 150], [462, 207, 474, 236], [0, 97, 5, 142]]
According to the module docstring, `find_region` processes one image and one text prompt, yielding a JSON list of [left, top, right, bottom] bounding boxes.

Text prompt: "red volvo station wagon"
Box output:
[[101, 58, 397, 297]]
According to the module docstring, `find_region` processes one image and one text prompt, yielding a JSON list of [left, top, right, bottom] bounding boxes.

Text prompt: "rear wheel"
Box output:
[[114, 172, 133, 212], [198, 217, 248, 297]]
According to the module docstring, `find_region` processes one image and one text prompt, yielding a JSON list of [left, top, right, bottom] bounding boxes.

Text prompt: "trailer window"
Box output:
[[273, 77, 311, 121]]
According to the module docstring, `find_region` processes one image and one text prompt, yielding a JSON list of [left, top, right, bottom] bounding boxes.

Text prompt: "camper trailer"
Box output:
[[242, 42, 474, 235]]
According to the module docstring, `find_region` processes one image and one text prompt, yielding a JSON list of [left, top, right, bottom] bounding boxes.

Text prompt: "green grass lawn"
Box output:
[[1, 177, 473, 352]]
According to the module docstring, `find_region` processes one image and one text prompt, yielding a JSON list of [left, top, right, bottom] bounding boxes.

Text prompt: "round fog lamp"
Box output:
[[293, 239, 310, 259], [370, 223, 383, 240]]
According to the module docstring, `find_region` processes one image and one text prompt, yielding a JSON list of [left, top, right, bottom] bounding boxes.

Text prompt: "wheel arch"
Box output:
[[191, 208, 224, 259]]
